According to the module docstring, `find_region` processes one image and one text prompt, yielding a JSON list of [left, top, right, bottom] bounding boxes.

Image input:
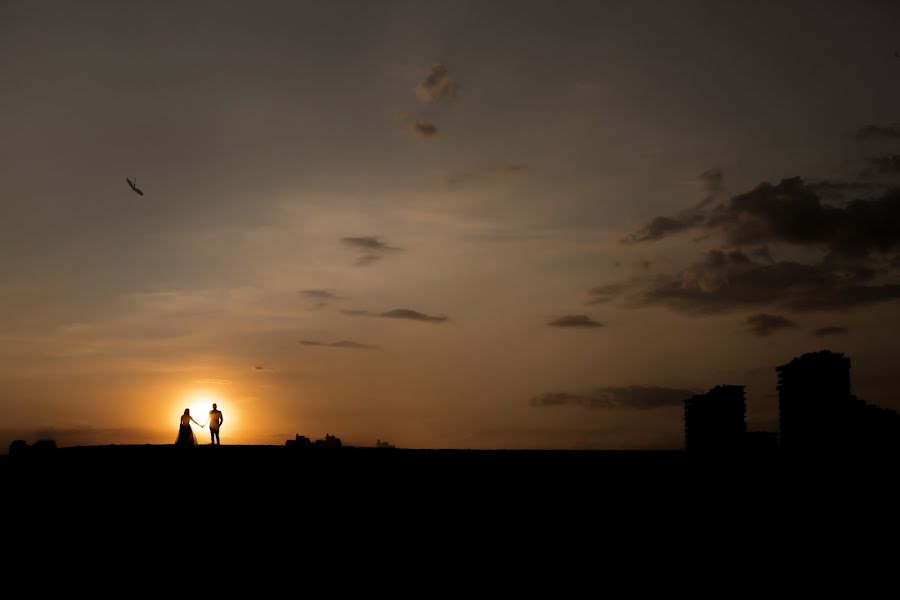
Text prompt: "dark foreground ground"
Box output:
[[3, 443, 897, 498], [4, 445, 899, 535], [2, 445, 899, 565]]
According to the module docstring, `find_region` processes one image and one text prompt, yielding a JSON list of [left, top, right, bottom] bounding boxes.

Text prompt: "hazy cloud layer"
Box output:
[[744, 313, 797, 337], [342, 308, 448, 323], [811, 325, 849, 336], [855, 124, 900, 141], [530, 386, 696, 410], [300, 340, 380, 350], [548, 315, 603, 328], [416, 63, 459, 105]]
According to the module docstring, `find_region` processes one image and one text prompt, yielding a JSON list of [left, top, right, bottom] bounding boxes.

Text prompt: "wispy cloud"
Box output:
[[416, 63, 459, 105], [744, 313, 797, 337], [300, 340, 380, 350], [193, 379, 232, 386], [342, 308, 448, 323], [811, 325, 849, 337], [341, 236, 402, 266], [412, 121, 438, 138], [548, 315, 603, 328], [301, 289, 342, 309]]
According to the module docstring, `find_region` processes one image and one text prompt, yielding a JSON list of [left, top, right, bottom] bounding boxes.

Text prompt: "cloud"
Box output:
[[300, 340, 380, 350], [624, 214, 705, 243], [811, 325, 849, 336], [342, 308, 448, 323], [744, 313, 797, 337], [253, 365, 273, 371], [381, 308, 447, 323], [301, 289, 342, 309], [624, 168, 723, 242], [630, 249, 900, 314], [356, 254, 382, 266], [860, 155, 900, 177], [447, 164, 530, 187], [587, 283, 630, 305], [341, 236, 402, 266], [341, 237, 401, 252], [855, 124, 900, 141], [548, 315, 603, 328], [530, 386, 697, 410], [698, 167, 723, 206], [412, 121, 438, 138], [416, 63, 459, 105], [626, 178, 900, 260], [193, 379, 232, 386], [807, 179, 882, 199]]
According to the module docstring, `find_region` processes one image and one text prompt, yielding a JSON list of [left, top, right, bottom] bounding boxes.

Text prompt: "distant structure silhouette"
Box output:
[[314, 434, 342, 449], [684, 385, 747, 452], [684, 350, 900, 453], [777, 350, 900, 451], [376, 439, 396, 449], [285, 434, 313, 449]]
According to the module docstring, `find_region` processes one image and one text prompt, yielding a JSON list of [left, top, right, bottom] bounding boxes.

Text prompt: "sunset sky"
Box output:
[[2, 1, 900, 450]]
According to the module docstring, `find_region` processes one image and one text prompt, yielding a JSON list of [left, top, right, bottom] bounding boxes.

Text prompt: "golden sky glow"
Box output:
[[2, 2, 900, 450]]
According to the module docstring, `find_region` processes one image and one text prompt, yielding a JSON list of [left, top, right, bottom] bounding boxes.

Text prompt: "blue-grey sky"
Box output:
[[2, 1, 900, 449]]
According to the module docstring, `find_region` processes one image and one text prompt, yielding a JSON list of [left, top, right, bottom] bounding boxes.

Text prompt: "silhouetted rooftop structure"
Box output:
[[286, 434, 313, 449], [314, 434, 342, 449], [684, 385, 747, 451]]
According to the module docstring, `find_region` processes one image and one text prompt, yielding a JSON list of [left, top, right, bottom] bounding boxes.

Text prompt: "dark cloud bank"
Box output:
[[608, 176, 900, 315]]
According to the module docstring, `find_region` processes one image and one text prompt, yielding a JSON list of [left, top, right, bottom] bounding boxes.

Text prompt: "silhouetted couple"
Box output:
[[175, 404, 224, 447]]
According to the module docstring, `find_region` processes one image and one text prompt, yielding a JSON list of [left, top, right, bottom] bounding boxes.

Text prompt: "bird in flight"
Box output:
[[126, 177, 144, 196]]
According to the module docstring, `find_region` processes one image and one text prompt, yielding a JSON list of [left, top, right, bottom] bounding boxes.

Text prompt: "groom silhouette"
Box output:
[[208, 403, 224, 445]]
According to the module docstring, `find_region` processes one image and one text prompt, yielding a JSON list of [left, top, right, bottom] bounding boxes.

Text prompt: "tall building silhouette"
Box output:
[[778, 350, 900, 451], [684, 385, 747, 451], [777, 350, 851, 450]]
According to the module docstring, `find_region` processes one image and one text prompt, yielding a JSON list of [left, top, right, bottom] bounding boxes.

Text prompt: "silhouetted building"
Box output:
[[744, 431, 780, 452], [375, 439, 395, 449], [778, 350, 900, 451], [8, 440, 29, 457], [286, 434, 313, 449], [778, 350, 851, 450], [684, 385, 747, 451], [314, 434, 342, 449]]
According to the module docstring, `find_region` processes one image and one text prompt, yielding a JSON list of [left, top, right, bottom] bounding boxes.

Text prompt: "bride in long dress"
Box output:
[[175, 408, 204, 447]]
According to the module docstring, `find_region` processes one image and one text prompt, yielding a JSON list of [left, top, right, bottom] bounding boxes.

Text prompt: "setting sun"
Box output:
[[175, 390, 232, 439]]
